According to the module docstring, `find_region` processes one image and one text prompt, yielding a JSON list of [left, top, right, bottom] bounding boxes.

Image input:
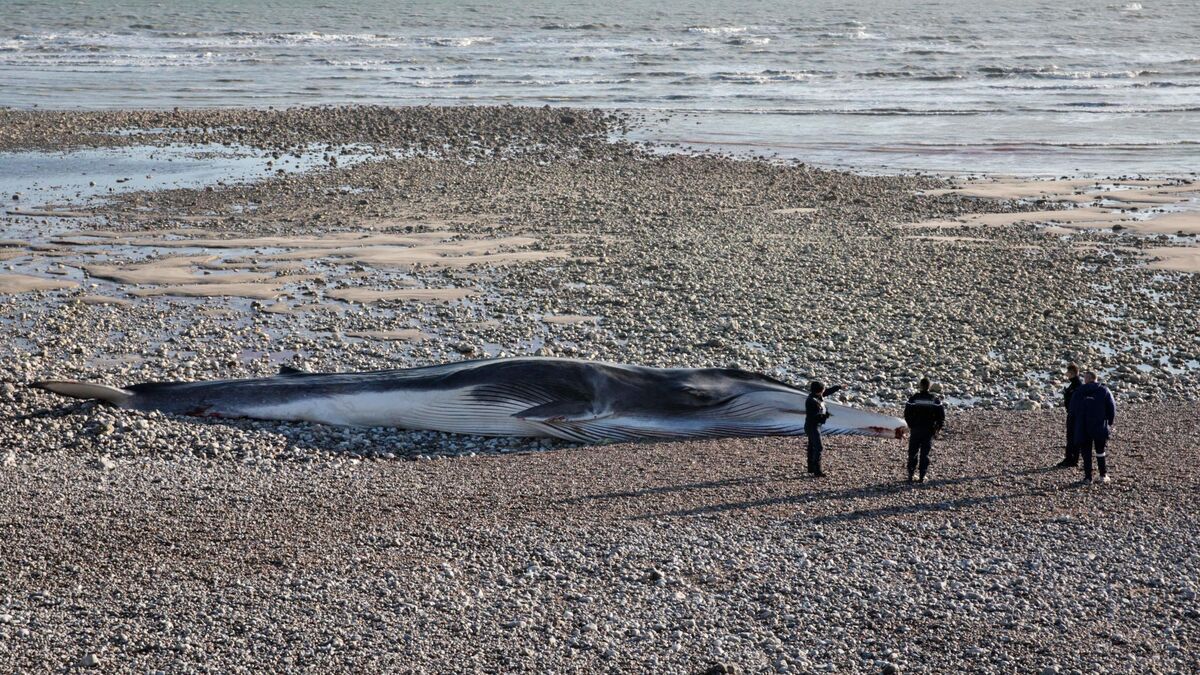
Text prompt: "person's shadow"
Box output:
[[565, 465, 1062, 523]]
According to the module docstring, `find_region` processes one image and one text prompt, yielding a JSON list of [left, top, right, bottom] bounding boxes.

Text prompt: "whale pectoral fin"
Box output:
[[678, 384, 716, 400], [674, 383, 737, 407], [277, 365, 309, 377], [513, 400, 609, 423]]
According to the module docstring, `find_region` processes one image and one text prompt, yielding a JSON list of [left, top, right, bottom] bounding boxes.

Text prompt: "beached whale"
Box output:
[[33, 357, 907, 444]]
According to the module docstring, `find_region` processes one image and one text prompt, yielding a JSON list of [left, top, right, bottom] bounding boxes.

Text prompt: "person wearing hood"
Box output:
[[1057, 363, 1083, 468], [1068, 371, 1116, 484], [805, 380, 842, 478]]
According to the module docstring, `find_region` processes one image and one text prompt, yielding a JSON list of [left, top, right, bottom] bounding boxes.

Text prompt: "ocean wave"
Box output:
[[903, 48, 960, 56], [409, 77, 481, 87], [859, 69, 964, 80], [620, 70, 689, 78], [539, 23, 614, 30], [268, 31, 405, 45], [403, 75, 637, 88], [421, 36, 495, 48], [726, 36, 770, 46], [3, 29, 411, 50], [686, 25, 749, 35], [711, 70, 814, 84], [821, 29, 880, 40], [313, 58, 397, 71], [1039, 69, 1157, 79], [981, 65, 1158, 79], [0, 51, 260, 67]]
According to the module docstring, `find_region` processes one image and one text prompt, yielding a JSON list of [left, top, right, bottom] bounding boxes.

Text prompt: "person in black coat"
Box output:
[[805, 381, 841, 478], [1057, 363, 1083, 468], [903, 377, 946, 483], [1068, 371, 1116, 484]]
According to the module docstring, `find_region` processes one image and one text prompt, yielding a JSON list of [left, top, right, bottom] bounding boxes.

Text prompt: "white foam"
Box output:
[[686, 25, 749, 35], [422, 36, 495, 48]]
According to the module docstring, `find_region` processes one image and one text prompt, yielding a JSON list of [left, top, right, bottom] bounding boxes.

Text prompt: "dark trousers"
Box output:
[[907, 432, 933, 479], [1079, 436, 1108, 479], [806, 429, 823, 473], [1064, 413, 1079, 464]]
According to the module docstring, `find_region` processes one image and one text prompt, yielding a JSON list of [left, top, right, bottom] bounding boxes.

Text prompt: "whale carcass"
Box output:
[[33, 357, 907, 444]]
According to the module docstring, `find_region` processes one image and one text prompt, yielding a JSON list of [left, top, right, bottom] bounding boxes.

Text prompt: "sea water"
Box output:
[[2, 0, 1198, 175]]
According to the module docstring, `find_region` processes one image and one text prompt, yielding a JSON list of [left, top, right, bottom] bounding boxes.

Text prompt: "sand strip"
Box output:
[[0, 273, 78, 294]]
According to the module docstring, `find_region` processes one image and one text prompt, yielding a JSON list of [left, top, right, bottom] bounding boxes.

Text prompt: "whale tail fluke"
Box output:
[[31, 380, 134, 406]]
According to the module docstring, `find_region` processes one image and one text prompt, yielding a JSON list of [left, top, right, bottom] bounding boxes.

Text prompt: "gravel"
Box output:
[[1, 404, 1197, 672], [1, 105, 1197, 672]]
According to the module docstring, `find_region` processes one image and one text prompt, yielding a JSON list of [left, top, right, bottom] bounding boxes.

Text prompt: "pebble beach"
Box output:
[[2, 106, 1199, 672]]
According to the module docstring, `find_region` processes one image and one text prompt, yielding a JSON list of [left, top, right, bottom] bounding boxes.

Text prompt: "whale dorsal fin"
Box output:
[[277, 365, 308, 377], [512, 400, 609, 423]]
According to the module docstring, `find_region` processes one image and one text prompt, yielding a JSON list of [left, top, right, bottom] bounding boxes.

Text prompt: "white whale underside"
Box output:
[[234, 388, 897, 443]]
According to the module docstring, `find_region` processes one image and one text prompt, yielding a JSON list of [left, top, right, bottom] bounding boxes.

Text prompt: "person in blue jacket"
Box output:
[[1068, 371, 1116, 484], [805, 381, 842, 478]]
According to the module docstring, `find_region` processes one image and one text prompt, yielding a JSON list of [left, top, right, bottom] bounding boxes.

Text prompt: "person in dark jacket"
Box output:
[[805, 381, 842, 478], [903, 377, 946, 483], [1068, 371, 1116, 484], [1057, 363, 1083, 468]]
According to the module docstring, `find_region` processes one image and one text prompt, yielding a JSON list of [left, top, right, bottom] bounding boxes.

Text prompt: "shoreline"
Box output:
[[6, 104, 1200, 180]]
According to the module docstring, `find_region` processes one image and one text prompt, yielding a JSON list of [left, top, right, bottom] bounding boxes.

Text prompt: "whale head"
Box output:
[[660, 367, 908, 439]]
